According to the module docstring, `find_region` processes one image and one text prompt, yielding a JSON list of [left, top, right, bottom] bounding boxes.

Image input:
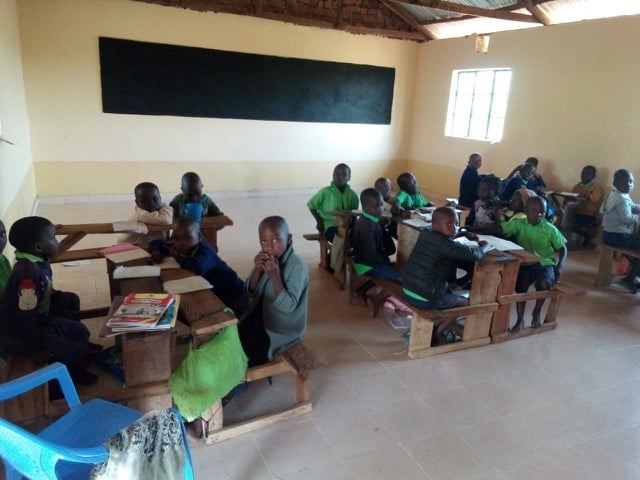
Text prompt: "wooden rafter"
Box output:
[[380, 0, 435, 41], [410, 0, 541, 24], [520, 0, 552, 25]]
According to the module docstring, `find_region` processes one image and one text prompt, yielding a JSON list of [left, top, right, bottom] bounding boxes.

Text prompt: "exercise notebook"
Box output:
[[99, 243, 151, 263]]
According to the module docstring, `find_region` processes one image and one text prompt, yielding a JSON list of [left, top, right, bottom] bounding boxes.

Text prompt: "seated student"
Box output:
[[471, 175, 503, 228], [501, 188, 537, 223], [374, 176, 398, 239], [600, 169, 640, 293], [392, 172, 433, 216], [307, 163, 359, 242], [170, 171, 223, 221], [501, 162, 535, 202], [496, 196, 567, 331], [121, 182, 173, 249], [238, 216, 308, 367], [458, 152, 484, 209], [401, 207, 492, 343], [572, 165, 603, 248], [0, 220, 11, 300], [149, 217, 247, 315], [1, 217, 99, 384]]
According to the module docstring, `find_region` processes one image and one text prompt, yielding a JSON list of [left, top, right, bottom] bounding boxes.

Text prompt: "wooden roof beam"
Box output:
[[411, 0, 541, 24], [380, 0, 435, 41], [520, 0, 552, 26]]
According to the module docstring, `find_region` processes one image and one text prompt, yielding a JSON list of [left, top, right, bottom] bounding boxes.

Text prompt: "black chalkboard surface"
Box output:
[[99, 37, 395, 124]]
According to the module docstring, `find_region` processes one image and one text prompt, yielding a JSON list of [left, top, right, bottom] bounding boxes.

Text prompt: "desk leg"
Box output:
[[490, 259, 519, 336]]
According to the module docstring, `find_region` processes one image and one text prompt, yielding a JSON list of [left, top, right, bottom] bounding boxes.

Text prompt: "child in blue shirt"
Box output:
[[149, 217, 247, 315]]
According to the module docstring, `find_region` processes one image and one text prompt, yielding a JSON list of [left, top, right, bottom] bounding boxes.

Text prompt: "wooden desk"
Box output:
[[53, 215, 233, 264]]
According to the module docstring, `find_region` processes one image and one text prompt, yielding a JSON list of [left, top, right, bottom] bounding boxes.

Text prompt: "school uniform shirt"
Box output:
[[500, 218, 567, 266], [458, 165, 482, 207], [600, 189, 640, 234], [241, 244, 308, 360], [395, 190, 428, 209], [169, 193, 222, 220], [402, 230, 487, 302], [306, 182, 359, 233], [352, 212, 396, 275], [572, 181, 603, 217]]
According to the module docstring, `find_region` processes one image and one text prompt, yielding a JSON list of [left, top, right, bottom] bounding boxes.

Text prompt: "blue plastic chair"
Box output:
[[0, 362, 194, 479]]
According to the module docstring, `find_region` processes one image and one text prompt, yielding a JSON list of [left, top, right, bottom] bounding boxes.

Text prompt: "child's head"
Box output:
[[0, 220, 6, 255], [360, 188, 384, 219], [9, 216, 58, 259], [477, 175, 501, 201], [180, 172, 203, 203], [518, 163, 535, 181], [134, 182, 162, 212], [374, 177, 392, 201], [524, 157, 539, 169], [397, 172, 418, 195], [580, 165, 596, 184], [171, 217, 201, 254], [258, 216, 291, 260], [613, 169, 633, 193], [510, 188, 536, 213], [525, 196, 547, 226], [468, 153, 482, 169], [332, 164, 351, 191], [432, 206, 458, 238]]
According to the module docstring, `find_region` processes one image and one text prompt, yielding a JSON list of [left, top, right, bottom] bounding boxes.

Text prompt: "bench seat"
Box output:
[[596, 244, 640, 287]]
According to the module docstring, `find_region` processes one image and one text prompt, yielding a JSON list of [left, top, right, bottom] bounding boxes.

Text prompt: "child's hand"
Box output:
[[151, 251, 163, 263], [399, 209, 411, 219], [426, 202, 435, 207], [169, 245, 185, 259], [253, 251, 268, 270]]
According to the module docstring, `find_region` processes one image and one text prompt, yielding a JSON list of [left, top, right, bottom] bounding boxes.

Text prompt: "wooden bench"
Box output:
[[372, 278, 498, 358], [201, 341, 324, 444], [596, 244, 640, 287], [492, 281, 585, 342], [303, 232, 347, 289]]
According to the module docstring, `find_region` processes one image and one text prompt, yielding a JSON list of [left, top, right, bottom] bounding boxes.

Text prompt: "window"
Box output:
[[445, 68, 512, 142]]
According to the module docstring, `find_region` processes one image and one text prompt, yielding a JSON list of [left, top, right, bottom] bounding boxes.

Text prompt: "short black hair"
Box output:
[[360, 188, 381, 206], [397, 172, 413, 189], [181, 172, 202, 187], [134, 182, 159, 199], [582, 165, 596, 176], [613, 169, 630, 184], [9, 216, 53, 252], [526, 195, 547, 210], [259, 216, 289, 238], [334, 163, 351, 176]]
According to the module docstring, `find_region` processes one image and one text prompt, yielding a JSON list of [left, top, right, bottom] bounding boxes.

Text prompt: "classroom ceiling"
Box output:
[[135, 0, 640, 42]]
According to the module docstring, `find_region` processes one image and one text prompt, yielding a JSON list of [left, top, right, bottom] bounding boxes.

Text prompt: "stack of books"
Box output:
[[102, 293, 180, 335]]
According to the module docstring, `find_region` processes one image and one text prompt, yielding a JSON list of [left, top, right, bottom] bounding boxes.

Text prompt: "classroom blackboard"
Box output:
[[99, 37, 395, 124]]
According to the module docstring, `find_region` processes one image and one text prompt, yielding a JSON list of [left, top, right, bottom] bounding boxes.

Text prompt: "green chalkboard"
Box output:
[[99, 37, 395, 124]]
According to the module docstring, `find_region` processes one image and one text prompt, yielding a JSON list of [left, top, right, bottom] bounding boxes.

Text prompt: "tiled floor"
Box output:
[[37, 195, 640, 480]]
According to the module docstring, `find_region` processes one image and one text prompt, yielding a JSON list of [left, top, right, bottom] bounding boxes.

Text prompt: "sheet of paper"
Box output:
[[102, 248, 151, 264], [476, 234, 523, 251], [163, 275, 213, 295], [113, 265, 161, 279], [112, 221, 148, 234], [402, 218, 430, 229]]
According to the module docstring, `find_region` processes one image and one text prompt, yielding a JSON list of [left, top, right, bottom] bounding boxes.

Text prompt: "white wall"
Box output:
[[17, 0, 418, 196], [409, 15, 640, 196], [0, 0, 36, 222]]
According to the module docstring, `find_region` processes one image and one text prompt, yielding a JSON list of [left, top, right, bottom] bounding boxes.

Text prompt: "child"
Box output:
[[501, 188, 536, 222], [307, 163, 359, 242], [458, 152, 483, 208], [472, 175, 503, 228], [374, 177, 398, 239], [170, 171, 223, 221], [499, 196, 567, 330], [401, 207, 492, 342], [600, 169, 640, 293], [572, 165, 603, 248], [501, 162, 535, 202], [0, 220, 11, 298], [238, 216, 308, 367], [352, 188, 398, 281], [1, 217, 98, 384], [122, 182, 173, 249], [392, 172, 432, 214], [148, 217, 247, 315]]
